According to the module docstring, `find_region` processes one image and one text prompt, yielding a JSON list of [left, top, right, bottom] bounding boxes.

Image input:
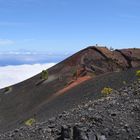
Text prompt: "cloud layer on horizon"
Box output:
[[0, 63, 55, 89]]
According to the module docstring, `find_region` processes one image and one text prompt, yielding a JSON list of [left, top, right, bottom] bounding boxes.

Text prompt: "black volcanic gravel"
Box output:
[[0, 80, 140, 140]]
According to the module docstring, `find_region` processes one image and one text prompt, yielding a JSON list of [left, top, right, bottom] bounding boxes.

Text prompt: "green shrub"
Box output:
[[25, 118, 35, 126], [4, 86, 12, 93], [41, 70, 48, 80], [90, 71, 96, 77], [136, 70, 140, 77], [101, 87, 113, 95], [123, 81, 126, 85]]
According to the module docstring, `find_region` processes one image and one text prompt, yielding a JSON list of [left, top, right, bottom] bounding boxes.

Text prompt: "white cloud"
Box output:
[[0, 39, 15, 46], [0, 63, 55, 89]]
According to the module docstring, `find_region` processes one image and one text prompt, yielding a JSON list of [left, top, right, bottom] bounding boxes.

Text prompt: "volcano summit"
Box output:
[[0, 46, 140, 140]]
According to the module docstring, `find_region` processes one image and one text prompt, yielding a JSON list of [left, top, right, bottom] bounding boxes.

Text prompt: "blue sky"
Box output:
[[0, 0, 140, 56]]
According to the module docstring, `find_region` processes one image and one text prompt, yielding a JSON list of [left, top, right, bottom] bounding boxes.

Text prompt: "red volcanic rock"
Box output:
[[56, 46, 140, 81], [118, 48, 140, 67]]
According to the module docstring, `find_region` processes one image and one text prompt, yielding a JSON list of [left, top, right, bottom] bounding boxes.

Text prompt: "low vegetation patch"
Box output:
[[4, 86, 12, 93], [136, 70, 140, 77], [123, 81, 126, 85], [25, 118, 36, 126], [101, 87, 113, 95], [90, 71, 96, 77], [41, 70, 48, 80]]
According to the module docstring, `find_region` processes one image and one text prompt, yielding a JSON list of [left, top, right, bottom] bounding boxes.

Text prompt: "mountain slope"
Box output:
[[0, 46, 140, 132], [1, 79, 140, 140]]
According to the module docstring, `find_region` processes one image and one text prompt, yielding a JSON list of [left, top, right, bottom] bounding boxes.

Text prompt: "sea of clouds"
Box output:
[[0, 63, 56, 89]]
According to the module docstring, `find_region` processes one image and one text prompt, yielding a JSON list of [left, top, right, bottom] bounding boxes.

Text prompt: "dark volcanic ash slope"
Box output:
[[0, 46, 140, 132], [0, 79, 140, 140]]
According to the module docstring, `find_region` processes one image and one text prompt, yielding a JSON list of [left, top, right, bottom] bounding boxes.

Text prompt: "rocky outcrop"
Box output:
[[58, 46, 140, 80]]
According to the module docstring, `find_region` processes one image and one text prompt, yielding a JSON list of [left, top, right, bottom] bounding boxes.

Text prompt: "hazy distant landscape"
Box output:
[[0, 53, 69, 66]]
